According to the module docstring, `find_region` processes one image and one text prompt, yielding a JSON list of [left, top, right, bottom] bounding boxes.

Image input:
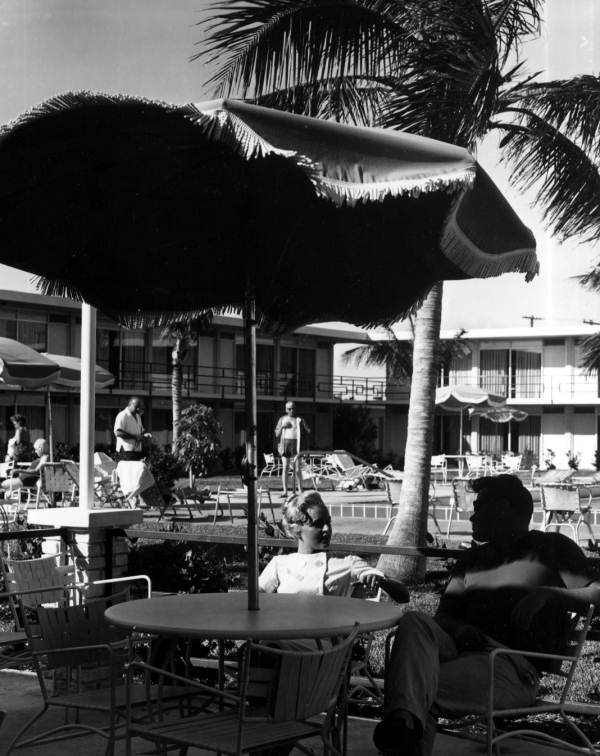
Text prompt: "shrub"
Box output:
[[176, 404, 223, 480], [146, 443, 185, 494], [127, 540, 229, 594]]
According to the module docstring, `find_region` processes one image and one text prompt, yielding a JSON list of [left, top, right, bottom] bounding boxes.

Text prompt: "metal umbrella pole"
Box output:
[[243, 286, 259, 611]]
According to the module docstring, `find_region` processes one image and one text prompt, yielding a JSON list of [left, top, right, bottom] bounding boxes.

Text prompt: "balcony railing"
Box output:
[[441, 369, 600, 401], [106, 362, 406, 403]]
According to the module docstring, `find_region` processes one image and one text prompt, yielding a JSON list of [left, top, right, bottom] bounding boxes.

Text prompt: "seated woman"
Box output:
[[259, 490, 408, 603], [2, 438, 49, 495]]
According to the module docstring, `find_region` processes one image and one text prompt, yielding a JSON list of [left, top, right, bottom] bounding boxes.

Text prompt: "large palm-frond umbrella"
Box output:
[[0, 94, 537, 608]]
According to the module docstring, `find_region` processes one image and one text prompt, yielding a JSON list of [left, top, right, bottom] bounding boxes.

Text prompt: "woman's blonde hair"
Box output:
[[281, 491, 329, 537]]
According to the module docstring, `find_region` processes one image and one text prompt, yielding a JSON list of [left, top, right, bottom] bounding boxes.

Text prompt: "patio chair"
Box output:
[[258, 452, 282, 479], [430, 454, 448, 483], [499, 452, 522, 472], [530, 466, 574, 487], [215, 485, 275, 525], [34, 462, 78, 508], [158, 485, 214, 521], [384, 479, 441, 536], [464, 454, 494, 478], [327, 450, 377, 488], [125, 624, 359, 756], [2, 466, 39, 507], [482, 603, 598, 755], [5, 587, 204, 755], [540, 483, 596, 547], [446, 478, 477, 538]]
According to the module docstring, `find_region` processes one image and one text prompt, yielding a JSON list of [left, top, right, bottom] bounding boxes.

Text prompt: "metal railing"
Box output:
[[105, 361, 406, 403]]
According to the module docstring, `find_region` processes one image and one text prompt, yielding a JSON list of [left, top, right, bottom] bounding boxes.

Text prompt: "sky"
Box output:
[[0, 0, 598, 342]]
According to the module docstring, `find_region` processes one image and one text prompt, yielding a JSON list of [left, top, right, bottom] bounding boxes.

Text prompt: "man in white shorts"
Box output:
[[274, 401, 310, 498]]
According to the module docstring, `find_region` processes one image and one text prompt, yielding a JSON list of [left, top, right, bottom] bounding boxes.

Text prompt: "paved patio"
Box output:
[[0, 670, 579, 755]]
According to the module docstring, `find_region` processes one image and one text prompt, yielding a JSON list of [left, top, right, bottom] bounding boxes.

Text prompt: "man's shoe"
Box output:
[[373, 712, 420, 756]]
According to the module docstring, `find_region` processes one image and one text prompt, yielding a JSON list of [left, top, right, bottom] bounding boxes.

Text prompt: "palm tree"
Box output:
[[162, 313, 213, 450], [200, 0, 600, 578]]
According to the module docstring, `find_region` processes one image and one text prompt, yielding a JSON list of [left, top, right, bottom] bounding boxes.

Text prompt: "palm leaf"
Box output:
[[579, 332, 600, 374], [198, 0, 406, 100], [484, 0, 543, 64], [498, 112, 600, 242], [254, 76, 392, 124], [514, 76, 600, 157]]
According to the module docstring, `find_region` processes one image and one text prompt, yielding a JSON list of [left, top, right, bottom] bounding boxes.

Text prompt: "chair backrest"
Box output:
[[263, 453, 274, 465], [465, 455, 484, 471], [27, 591, 128, 669], [331, 452, 356, 472], [2, 554, 76, 610], [242, 624, 359, 722], [452, 478, 476, 512], [431, 455, 447, 469], [61, 460, 80, 486], [540, 484, 579, 513], [501, 453, 522, 471], [39, 463, 74, 494]]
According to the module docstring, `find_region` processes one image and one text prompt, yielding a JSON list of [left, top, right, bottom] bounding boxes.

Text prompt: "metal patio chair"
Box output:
[[446, 478, 477, 538], [540, 483, 596, 547], [215, 485, 275, 525], [258, 452, 282, 479], [430, 454, 448, 483], [384, 479, 441, 536], [125, 624, 359, 756], [34, 462, 78, 507]]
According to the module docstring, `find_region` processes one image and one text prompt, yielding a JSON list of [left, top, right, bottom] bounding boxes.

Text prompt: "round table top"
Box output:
[[104, 591, 404, 640]]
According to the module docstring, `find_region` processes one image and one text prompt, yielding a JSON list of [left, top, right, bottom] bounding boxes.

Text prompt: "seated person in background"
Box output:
[[2, 438, 49, 495], [259, 490, 408, 603], [374, 474, 600, 756]]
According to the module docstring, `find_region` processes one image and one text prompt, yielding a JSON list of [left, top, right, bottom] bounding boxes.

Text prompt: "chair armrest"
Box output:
[[88, 574, 152, 598], [126, 659, 240, 705]]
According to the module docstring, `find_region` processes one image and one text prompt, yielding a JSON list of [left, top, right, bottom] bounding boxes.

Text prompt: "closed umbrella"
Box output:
[[436, 384, 506, 454], [0, 94, 537, 609]]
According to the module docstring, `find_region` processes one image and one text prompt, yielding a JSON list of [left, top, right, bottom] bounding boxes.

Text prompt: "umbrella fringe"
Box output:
[[190, 104, 475, 207], [441, 212, 539, 282]]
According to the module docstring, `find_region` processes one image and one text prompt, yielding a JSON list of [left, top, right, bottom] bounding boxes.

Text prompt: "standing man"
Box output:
[[114, 396, 149, 461], [274, 401, 310, 498]]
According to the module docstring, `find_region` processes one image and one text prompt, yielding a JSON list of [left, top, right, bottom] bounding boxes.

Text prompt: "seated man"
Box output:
[[374, 474, 600, 756]]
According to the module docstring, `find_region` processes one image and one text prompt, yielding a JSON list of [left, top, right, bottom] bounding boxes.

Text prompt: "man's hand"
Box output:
[[511, 587, 558, 630], [360, 570, 384, 592], [454, 624, 487, 652]]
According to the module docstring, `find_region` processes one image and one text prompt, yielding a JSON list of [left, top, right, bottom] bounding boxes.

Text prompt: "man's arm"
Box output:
[[512, 534, 600, 630], [300, 417, 310, 434], [434, 572, 490, 651], [114, 413, 141, 442]]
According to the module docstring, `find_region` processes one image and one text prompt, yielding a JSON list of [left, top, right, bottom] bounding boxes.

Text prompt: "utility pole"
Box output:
[[522, 315, 544, 328]]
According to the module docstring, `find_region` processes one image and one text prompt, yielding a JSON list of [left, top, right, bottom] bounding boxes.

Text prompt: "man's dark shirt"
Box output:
[[437, 531, 593, 663]]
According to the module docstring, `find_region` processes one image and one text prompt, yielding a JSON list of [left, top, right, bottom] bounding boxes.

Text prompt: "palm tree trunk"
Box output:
[[171, 338, 183, 451], [377, 282, 443, 581]]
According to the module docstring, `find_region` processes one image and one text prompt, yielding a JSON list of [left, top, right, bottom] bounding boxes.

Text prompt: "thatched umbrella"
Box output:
[[0, 93, 537, 609]]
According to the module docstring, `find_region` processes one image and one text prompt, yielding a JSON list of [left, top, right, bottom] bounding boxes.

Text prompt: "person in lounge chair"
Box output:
[[1, 437, 49, 495], [274, 401, 310, 498], [374, 474, 600, 756]]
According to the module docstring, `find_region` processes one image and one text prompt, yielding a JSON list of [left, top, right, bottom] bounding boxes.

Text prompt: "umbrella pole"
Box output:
[[244, 289, 259, 611], [79, 303, 96, 510], [459, 409, 463, 456], [47, 388, 54, 463]]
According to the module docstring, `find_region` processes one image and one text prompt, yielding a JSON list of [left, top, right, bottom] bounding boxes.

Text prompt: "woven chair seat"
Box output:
[[51, 682, 204, 712]]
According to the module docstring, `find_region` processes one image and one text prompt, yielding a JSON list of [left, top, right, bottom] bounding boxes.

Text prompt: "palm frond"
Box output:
[[254, 76, 392, 124], [198, 0, 406, 101], [580, 268, 600, 293], [515, 76, 600, 157], [341, 331, 413, 379], [579, 332, 600, 374], [484, 0, 543, 65], [499, 113, 600, 242], [377, 0, 503, 146]]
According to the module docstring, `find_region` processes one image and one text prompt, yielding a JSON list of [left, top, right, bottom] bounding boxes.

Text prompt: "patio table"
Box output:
[[104, 591, 404, 640], [106, 592, 403, 755]]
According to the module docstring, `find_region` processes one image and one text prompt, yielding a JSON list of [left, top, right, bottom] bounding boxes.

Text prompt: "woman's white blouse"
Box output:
[[258, 552, 379, 596]]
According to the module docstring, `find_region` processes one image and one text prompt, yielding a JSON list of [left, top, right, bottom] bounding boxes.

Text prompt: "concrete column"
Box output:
[[79, 303, 96, 509]]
